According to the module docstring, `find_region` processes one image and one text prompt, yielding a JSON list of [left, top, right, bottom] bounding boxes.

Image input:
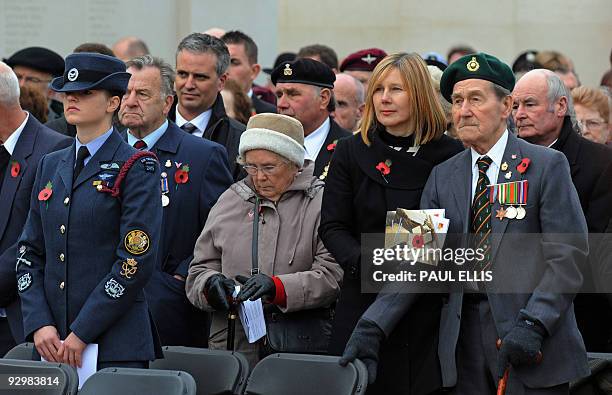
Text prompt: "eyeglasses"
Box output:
[[578, 119, 606, 131], [242, 162, 287, 176], [15, 74, 52, 85]]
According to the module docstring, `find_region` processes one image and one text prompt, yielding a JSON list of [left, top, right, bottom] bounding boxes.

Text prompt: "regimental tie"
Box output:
[[133, 140, 147, 150], [181, 122, 198, 134], [472, 155, 493, 271]]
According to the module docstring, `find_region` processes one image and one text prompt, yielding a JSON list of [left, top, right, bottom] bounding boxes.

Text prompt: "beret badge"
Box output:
[[283, 64, 293, 76], [467, 57, 480, 72]]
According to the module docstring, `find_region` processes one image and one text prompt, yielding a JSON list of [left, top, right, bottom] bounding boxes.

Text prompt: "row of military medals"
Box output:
[[160, 159, 172, 207], [488, 162, 528, 220]]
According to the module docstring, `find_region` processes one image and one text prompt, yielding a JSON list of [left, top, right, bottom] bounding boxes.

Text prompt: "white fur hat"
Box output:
[[239, 113, 306, 167]]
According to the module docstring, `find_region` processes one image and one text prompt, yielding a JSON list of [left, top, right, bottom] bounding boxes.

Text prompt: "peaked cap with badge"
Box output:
[[339, 48, 387, 72], [270, 58, 335, 89], [440, 52, 515, 102], [50, 52, 131, 94]]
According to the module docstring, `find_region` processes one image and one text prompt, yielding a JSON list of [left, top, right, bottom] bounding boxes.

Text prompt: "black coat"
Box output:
[[0, 116, 71, 344], [169, 94, 246, 180], [314, 118, 351, 178], [320, 129, 464, 394], [551, 117, 612, 352]]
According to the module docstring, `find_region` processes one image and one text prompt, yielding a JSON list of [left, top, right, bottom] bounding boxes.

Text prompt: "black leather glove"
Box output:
[[496, 312, 546, 378], [235, 274, 275, 302], [339, 318, 385, 384], [204, 274, 235, 311]]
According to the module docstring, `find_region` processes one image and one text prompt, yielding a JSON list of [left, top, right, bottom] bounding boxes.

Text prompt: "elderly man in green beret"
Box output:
[[340, 53, 589, 394]]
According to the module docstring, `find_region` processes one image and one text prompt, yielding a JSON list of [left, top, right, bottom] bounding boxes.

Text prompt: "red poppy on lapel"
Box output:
[[375, 159, 392, 175], [412, 235, 425, 249], [516, 158, 531, 174], [38, 181, 53, 201], [10, 161, 20, 177], [174, 165, 190, 184], [327, 140, 338, 151]]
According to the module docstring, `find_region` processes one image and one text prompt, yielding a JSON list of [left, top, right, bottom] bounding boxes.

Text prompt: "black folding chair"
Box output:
[[0, 358, 78, 395], [150, 346, 249, 395], [245, 353, 368, 395], [3, 342, 34, 360], [78, 367, 196, 395]]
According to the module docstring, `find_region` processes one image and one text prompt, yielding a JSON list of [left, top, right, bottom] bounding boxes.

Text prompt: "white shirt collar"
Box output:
[[127, 120, 169, 149], [470, 129, 509, 172], [303, 117, 330, 161], [175, 107, 212, 138], [3, 112, 29, 155]]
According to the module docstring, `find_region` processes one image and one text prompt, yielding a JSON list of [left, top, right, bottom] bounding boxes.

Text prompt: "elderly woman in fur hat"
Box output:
[[186, 113, 343, 367]]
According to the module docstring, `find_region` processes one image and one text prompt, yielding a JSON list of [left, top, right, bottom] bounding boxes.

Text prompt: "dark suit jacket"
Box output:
[[314, 118, 351, 178], [251, 95, 276, 114], [319, 129, 463, 394], [0, 115, 71, 343], [551, 117, 612, 352], [124, 122, 233, 346], [169, 93, 246, 180], [364, 132, 590, 388], [17, 131, 162, 362]]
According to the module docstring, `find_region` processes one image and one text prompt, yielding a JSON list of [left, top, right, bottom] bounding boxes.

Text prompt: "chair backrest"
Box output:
[[245, 353, 368, 395], [150, 346, 249, 395], [0, 358, 78, 395], [78, 367, 196, 395], [3, 342, 34, 360]]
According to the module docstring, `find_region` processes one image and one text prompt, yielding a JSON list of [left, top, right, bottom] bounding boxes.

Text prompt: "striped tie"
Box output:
[[133, 140, 147, 150], [472, 156, 493, 270], [181, 122, 198, 134]]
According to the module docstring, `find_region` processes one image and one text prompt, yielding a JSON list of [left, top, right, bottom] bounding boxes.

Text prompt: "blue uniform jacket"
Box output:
[[0, 115, 71, 342], [16, 130, 163, 362], [124, 121, 232, 346]]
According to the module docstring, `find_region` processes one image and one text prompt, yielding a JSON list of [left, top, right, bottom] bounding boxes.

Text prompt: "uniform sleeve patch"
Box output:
[[104, 278, 125, 299], [124, 229, 150, 255], [16, 246, 32, 271], [140, 157, 157, 173], [120, 258, 138, 279], [17, 273, 32, 292]]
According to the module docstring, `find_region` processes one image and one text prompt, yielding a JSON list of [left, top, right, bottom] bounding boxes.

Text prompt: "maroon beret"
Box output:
[[339, 48, 387, 72]]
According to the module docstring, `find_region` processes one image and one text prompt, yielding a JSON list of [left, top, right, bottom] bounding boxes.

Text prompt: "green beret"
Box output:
[[440, 52, 515, 102]]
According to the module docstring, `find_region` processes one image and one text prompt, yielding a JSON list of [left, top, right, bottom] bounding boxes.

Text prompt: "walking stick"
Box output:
[[227, 301, 237, 351], [496, 338, 542, 395]]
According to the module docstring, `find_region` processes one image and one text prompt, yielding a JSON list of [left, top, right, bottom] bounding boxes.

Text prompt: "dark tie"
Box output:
[[471, 156, 493, 270], [73, 146, 90, 182], [133, 140, 147, 150], [0, 145, 10, 190], [181, 122, 198, 134]]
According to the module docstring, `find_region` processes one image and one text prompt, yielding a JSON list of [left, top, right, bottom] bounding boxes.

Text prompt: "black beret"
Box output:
[[4, 46, 65, 77], [440, 52, 515, 102], [271, 58, 335, 89]]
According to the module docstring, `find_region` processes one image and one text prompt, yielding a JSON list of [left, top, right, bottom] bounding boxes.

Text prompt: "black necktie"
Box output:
[[73, 146, 90, 182], [0, 145, 11, 190], [471, 155, 493, 270], [181, 122, 198, 134], [133, 140, 147, 150]]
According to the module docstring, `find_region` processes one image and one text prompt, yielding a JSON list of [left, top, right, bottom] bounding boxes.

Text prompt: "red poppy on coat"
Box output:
[[174, 165, 190, 184], [10, 161, 20, 177], [517, 158, 531, 174], [376, 161, 391, 175], [38, 181, 53, 201]]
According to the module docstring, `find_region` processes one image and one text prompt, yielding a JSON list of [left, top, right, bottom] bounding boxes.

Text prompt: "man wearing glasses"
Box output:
[[4, 47, 65, 121], [513, 69, 612, 353]]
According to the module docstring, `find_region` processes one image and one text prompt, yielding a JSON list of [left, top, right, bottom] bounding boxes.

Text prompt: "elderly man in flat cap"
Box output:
[[271, 58, 350, 179], [339, 48, 387, 91], [4, 47, 65, 121], [341, 53, 589, 394]]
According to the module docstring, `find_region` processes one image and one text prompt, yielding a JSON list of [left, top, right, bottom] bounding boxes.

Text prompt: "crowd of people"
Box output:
[[0, 27, 611, 394]]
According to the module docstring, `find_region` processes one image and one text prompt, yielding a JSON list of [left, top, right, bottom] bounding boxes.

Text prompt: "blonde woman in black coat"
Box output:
[[320, 52, 464, 394]]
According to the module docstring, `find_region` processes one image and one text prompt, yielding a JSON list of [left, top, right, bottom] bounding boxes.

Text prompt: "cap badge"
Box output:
[[67, 68, 79, 81], [283, 63, 293, 76], [466, 57, 480, 72], [361, 54, 376, 64]]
